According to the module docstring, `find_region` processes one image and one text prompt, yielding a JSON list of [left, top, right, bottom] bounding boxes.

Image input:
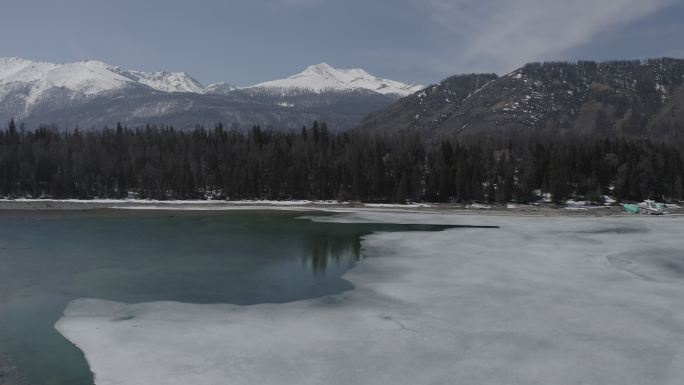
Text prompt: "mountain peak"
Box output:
[[249, 63, 424, 97], [0, 57, 136, 102], [79, 59, 109, 66], [306, 62, 334, 72]]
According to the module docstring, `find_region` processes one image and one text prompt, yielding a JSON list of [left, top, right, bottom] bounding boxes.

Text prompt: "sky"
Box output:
[[1, 0, 682, 86]]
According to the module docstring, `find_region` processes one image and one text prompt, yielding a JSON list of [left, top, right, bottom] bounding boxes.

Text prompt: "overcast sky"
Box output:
[[1, 0, 682, 86]]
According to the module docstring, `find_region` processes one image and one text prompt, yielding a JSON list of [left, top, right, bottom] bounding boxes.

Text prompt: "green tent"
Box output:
[[623, 204, 641, 214]]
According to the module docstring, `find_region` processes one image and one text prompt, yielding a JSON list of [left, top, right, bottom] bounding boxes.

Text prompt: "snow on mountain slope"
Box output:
[[248, 63, 424, 97], [0, 58, 206, 99], [205, 82, 238, 95], [0, 58, 422, 127], [114, 69, 206, 94], [0, 58, 134, 102], [1, 58, 423, 100]]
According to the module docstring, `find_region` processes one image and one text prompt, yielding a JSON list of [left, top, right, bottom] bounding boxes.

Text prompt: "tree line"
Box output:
[[0, 120, 682, 203]]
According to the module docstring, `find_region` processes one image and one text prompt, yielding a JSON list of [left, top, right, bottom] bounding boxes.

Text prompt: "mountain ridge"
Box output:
[[360, 58, 684, 142], [0, 57, 421, 98], [0, 58, 420, 130]]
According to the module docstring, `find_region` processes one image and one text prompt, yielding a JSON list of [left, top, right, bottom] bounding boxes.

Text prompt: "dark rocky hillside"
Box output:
[[361, 58, 684, 141]]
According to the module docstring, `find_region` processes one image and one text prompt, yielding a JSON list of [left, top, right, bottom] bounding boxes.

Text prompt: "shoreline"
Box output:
[[0, 198, 681, 217]]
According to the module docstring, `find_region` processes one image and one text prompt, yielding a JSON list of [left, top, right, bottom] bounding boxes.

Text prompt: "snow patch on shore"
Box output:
[[55, 213, 684, 385], [363, 203, 431, 208], [4, 198, 346, 206]]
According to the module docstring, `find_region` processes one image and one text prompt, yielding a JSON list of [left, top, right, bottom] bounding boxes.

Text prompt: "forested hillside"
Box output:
[[361, 58, 684, 142], [1, 120, 681, 203]]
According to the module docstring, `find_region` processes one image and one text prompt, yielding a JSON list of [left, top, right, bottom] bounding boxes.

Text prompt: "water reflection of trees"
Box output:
[[302, 232, 362, 274], [299, 223, 494, 274]]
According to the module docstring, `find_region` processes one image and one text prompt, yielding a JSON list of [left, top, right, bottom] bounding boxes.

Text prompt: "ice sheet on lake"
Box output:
[[56, 213, 684, 385]]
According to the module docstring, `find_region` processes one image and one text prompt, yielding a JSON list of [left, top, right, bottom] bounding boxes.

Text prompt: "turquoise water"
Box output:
[[0, 210, 464, 385]]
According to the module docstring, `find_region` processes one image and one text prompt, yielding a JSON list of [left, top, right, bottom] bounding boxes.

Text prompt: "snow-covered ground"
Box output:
[[363, 202, 431, 208], [5, 198, 344, 206], [56, 212, 684, 385]]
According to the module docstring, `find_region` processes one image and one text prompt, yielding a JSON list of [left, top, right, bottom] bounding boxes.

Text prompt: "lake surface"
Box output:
[[0, 209, 461, 385]]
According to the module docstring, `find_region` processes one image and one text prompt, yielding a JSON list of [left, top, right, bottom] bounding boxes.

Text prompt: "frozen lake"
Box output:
[[3, 209, 683, 385], [56, 211, 684, 385], [0, 210, 456, 385]]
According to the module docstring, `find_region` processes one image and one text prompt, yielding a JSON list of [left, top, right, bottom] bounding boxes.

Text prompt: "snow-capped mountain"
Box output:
[[0, 58, 421, 101], [248, 63, 424, 97], [0, 57, 204, 95], [0, 57, 423, 131], [0, 58, 131, 105], [0, 57, 207, 117]]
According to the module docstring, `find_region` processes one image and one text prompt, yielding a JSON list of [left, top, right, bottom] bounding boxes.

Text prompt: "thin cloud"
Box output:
[[419, 0, 674, 73]]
